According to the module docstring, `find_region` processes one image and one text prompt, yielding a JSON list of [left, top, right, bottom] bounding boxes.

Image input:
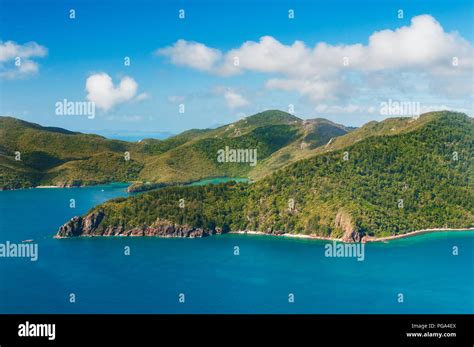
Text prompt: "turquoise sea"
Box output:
[[0, 183, 472, 313]]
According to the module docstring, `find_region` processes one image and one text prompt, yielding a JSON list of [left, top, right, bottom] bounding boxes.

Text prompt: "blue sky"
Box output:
[[1, 0, 473, 136]]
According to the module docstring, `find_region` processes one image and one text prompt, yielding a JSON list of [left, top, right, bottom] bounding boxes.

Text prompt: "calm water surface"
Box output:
[[0, 183, 472, 313]]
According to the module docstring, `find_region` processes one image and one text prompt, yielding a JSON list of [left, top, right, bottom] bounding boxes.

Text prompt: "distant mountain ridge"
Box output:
[[0, 110, 351, 190]]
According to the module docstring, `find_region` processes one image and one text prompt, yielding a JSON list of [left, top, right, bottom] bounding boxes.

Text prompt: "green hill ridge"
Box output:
[[56, 111, 474, 240], [0, 110, 351, 190]]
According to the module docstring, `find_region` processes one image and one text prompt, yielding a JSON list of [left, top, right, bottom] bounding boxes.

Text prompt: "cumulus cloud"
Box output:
[[219, 36, 311, 76], [156, 15, 473, 105], [155, 40, 222, 72], [362, 15, 472, 70], [85, 73, 144, 111], [0, 40, 47, 78]]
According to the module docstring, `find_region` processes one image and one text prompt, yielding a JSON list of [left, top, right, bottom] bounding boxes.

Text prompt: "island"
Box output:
[[50, 111, 473, 242]]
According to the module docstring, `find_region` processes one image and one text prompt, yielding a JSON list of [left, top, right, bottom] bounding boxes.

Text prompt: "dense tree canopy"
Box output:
[[84, 112, 474, 237]]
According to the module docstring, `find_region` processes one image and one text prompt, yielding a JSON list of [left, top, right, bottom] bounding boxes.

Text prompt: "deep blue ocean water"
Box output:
[[0, 183, 472, 313]]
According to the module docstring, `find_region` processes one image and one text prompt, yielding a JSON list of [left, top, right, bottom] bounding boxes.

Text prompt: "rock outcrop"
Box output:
[[335, 210, 365, 242], [56, 211, 221, 238], [57, 216, 84, 237], [57, 210, 105, 237], [57, 208, 368, 241]]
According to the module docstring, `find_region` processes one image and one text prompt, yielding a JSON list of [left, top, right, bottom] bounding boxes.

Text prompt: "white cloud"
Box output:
[[0, 40, 47, 78], [219, 36, 311, 76], [362, 15, 472, 70], [135, 92, 149, 101], [0, 41, 47, 62], [223, 90, 249, 109], [155, 40, 222, 72], [214, 87, 249, 109], [85, 73, 144, 111], [155, 15, 473, 105]]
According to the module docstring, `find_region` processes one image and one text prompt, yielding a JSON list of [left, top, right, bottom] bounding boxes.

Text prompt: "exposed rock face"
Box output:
[[57, 216, 84, 237], [57, 209, 367, 241], [56, 211, 221, 238], [82, 210, 105, 236], [57, 210, 105, 237], [335, 210, 365, 242]]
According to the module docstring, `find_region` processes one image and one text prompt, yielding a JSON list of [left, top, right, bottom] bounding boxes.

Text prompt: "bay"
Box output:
[[0, 182, 472, 313]]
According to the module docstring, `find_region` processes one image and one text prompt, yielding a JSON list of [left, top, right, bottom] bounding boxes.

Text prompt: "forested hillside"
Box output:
[[56, 111, 474, 239]]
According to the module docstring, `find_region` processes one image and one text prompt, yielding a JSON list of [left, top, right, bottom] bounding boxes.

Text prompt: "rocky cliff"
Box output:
[[56, 210, 221, 238], [335, 210, 365, 242], [56, 208, 367, 241]]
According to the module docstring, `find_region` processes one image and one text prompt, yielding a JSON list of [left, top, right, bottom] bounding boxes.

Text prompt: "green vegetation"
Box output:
[[75, 111, 473, 237], [0, 110, 350, 189], [0, 117, 141, 188], [4, 110, 473, 237]]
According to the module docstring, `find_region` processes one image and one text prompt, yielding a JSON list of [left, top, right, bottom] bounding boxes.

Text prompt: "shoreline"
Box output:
[[363, 227, 474, 242], [1, 182, 131, 191], [229, 227, 474, 243], [54, 227, 474, 242], [2, 177, 251, 192]]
